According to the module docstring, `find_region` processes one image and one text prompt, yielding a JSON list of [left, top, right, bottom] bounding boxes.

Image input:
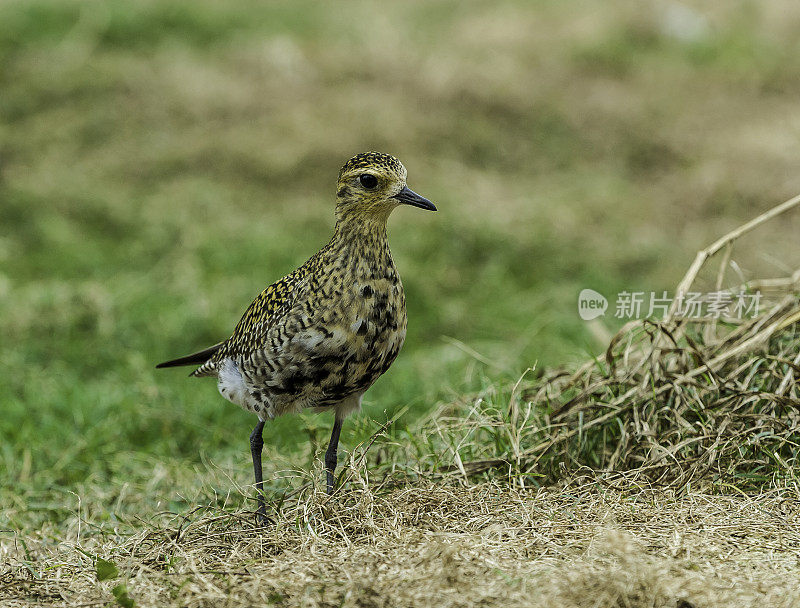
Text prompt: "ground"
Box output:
[[5, 482, 800, 607]]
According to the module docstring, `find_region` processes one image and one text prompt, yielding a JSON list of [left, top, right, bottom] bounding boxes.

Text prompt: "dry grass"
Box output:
[[4, 199, 800, 607], [4, 482, 800, 607]]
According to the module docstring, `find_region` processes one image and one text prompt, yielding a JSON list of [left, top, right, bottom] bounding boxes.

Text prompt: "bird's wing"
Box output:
[[191, 261, 315, 377]]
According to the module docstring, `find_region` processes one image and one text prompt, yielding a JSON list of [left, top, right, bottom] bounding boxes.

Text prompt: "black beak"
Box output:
[[393, 186, 437, 211]]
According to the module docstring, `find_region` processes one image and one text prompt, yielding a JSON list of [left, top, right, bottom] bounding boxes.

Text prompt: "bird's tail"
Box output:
[[156, 343, 223, 369]]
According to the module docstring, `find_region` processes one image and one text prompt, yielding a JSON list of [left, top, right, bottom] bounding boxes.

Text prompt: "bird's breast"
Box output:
[[291, 259, 407, 404], [347, 270, 407, 350]]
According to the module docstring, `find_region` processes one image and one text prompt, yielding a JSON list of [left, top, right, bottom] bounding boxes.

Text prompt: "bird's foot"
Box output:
[[326, 470, 336, 496], [253, 491, 273, 526], [255, 503, 273, 527]]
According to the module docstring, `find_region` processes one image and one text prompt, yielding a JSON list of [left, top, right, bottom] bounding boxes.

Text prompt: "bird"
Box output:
[[156, 151, 436, 522]]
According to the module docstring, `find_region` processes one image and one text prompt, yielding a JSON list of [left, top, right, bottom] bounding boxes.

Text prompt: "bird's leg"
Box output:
[[325, 416, 343, 495], [249, 420, 268, 524]]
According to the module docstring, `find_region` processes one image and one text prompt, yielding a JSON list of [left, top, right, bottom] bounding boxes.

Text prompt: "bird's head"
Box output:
[[335, 152, 436, 224]]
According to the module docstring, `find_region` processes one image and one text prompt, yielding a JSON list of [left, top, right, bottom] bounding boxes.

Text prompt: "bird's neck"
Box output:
[[326, 218, 393, 272], [331, 217, 389, 249]]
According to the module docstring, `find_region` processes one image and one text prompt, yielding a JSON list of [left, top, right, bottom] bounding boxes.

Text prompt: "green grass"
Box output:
[[2, 0, 800, 530]]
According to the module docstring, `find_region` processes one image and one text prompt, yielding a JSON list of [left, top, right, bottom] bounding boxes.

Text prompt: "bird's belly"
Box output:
[[293, 302, 407, 409]]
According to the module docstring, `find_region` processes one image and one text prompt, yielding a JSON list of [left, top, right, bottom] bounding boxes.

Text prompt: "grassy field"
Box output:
[[2, 1, 800, 606]]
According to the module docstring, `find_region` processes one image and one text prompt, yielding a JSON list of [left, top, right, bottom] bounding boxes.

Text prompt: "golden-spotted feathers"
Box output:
[[158, 151, 435, 420]]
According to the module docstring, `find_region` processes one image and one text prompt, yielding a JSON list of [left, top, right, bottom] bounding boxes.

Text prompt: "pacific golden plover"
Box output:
[[157, 152, 436, 520]]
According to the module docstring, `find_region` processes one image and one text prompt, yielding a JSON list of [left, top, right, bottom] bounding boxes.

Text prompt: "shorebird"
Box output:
[[157, 152, 436, 521]]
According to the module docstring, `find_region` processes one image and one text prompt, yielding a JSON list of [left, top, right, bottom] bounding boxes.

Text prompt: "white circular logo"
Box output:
[[578, 289, 608, 320]]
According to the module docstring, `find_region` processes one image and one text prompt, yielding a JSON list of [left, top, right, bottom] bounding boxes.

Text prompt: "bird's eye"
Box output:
[[359, 174, 378, 189]]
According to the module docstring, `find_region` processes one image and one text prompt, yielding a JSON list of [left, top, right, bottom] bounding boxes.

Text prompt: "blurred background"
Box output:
[[2, 0, 799, 507]]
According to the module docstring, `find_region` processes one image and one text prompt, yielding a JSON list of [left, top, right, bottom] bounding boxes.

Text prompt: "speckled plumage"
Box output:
[[157, 151, 436, 507], [195, 217, 407, 421], [190, 152, 413, 420]]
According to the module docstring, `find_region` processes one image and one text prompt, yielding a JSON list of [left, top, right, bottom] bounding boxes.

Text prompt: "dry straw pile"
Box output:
[[4, 197, 800, 607], [424, 195, 800, 494]]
